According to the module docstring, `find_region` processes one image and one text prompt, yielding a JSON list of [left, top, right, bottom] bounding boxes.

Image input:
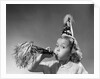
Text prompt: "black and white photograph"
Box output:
[[0, 0, 100, 79], [6, 4, 94, 74]]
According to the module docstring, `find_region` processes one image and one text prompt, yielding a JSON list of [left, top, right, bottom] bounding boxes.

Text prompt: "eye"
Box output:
[[62, 46, 66, 49]]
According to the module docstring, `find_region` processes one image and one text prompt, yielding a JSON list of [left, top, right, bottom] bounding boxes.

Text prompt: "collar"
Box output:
[[60, 61, 73, 69]]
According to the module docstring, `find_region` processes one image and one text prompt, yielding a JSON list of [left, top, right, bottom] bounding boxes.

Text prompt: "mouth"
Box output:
[[54, 54, 58, 60]]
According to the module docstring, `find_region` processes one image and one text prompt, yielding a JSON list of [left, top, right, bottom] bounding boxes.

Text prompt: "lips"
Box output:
[[54, 54, 58, 60]]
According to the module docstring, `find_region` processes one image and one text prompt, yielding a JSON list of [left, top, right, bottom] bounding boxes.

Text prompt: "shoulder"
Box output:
[[69, 62, 79, 71], [72, 62, 85, 68], [76, 62, 88, 74]]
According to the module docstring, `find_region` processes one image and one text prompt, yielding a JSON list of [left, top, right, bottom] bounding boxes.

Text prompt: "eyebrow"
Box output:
[[57, 39, 70, 46], [61, 43, 69, 47], [57, 42, 69, 47]]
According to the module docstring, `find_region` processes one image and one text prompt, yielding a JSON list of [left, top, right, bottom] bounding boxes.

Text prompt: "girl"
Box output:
[[27, 14, 88, 74], [27, 37, 88, 74]]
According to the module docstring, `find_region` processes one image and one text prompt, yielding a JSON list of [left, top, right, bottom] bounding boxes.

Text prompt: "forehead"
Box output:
[[57, 38, 70, 45]]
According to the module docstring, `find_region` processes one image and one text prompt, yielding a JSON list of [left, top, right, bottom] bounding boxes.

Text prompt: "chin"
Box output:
[[54, 55, 60, 60], [55, 55, 64, 60], [57, 57, 62, 60], [58, 56, 66, 61]]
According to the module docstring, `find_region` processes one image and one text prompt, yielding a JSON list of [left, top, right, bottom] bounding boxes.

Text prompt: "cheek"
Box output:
[[61, 50, 69, 56], [54, 48, 57, 54], [58, 49, 71, 59]]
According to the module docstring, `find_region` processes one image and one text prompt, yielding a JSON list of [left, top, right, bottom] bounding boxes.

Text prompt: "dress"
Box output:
[[40, 60, 88, 74]]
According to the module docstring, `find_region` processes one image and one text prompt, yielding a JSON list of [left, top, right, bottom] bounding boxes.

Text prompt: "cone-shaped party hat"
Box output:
[[62, 14, 74, 38]]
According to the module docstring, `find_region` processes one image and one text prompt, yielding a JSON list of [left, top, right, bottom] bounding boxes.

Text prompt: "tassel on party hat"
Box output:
[[62, 14, 74, 38]]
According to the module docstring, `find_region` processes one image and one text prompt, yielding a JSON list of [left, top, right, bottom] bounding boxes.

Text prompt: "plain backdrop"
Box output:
[[6, 4, 94, 74]]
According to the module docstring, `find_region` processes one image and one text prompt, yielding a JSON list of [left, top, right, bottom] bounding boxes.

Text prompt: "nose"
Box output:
[[54, 47, 60, 55], [56, 47, 60, 52]]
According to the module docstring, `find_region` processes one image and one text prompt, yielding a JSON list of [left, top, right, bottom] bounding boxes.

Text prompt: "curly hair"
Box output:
[[62, 36, 82, 63]]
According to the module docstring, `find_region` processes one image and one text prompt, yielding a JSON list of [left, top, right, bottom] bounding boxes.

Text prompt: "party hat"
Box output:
[[62, 14, 74, 38], [61, 14, 83, 61]]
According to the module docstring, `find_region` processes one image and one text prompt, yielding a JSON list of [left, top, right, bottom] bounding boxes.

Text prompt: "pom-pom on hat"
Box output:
[[62, 14, 74, 38]]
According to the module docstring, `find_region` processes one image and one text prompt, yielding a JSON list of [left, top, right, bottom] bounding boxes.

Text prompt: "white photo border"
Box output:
[[0, 0, 100, 79]]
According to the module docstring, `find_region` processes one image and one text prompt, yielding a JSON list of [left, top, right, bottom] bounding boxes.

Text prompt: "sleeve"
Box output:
[[77, 63, 88, 74], [40, 61, 51, 74]]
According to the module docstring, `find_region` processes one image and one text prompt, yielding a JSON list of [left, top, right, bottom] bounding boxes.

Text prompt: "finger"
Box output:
[[45, 47, 50, 49], [45, 47, 51, 52]]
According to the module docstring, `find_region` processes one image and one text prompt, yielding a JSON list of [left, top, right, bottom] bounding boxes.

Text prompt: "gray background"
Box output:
[[6, 4, 94, 74]]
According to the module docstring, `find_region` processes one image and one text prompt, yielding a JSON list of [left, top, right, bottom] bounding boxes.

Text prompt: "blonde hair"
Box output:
[[62, 36, 82, 63]]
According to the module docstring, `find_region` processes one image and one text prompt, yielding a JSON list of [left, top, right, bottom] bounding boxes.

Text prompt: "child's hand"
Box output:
[[41, 47, 53, 59]]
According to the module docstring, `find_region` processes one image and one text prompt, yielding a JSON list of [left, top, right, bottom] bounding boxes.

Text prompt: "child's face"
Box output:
[[54, 38, 71, 61]]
